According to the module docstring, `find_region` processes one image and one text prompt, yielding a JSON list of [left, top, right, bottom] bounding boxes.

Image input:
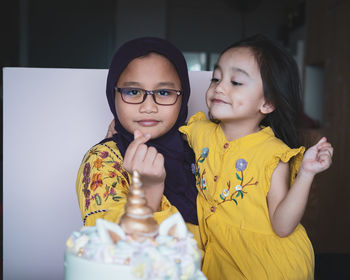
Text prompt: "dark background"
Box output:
[[1, 0, 350, 279]]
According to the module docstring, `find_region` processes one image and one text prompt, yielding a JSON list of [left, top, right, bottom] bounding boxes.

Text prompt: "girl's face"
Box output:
[[115, 53, 182, 139], [206, 47, 273, 125]]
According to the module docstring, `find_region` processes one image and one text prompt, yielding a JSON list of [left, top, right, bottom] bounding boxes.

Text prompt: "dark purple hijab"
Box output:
[[104, 37, 198, 225]]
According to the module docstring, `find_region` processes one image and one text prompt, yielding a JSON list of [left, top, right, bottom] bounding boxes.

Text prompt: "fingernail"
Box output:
[[145, 133, 151, 138]]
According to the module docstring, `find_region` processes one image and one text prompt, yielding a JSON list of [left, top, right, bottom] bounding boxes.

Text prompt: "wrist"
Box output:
[[143, 183, 164, 212], [142, 182, 165, 196], [298, 167, 316, 181]]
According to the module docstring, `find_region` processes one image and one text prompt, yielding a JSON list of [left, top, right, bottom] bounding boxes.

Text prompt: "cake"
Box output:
[[64, 171, 206, 279]]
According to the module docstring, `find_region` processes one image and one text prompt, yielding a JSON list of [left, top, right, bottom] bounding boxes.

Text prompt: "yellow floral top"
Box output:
[[180, 112, 314, 280], [75, 140, 178, 227]]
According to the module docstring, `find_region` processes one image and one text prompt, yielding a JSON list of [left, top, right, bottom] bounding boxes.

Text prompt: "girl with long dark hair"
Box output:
[[180, 34, 333, 279]]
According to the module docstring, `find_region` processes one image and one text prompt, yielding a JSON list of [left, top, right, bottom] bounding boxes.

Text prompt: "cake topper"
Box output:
[[119, 170, 159, 241]]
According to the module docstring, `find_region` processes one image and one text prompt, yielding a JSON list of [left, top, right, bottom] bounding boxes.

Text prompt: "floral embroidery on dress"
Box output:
[[218, 158, 258, 206], [90, 173, 103, 191], [82, 145, 126, 210], [195, 147, 209, 199]]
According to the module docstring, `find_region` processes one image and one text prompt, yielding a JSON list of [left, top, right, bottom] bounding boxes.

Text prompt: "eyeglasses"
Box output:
[[115, 87, 182, 106]]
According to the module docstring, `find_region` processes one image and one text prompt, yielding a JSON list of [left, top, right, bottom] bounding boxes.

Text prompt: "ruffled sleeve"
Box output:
[[264, 145, 305, 193], [179, 111, 207, 149], [76, 141, 178, 227]]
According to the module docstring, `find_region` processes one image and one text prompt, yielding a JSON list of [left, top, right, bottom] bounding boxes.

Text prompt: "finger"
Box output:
[[124, 138, 150, 171], [125, 132, 150, 159], [318, 149, 333, 161], [145, 152, 165, 180], [325, 147, 333, 157], [124, 144, 148, 172], [315, 137, 327, 148], [134, 129, 143, 139], [108, 120, 116, 132], [106, 129, 117, 138], [318, 154, 332, 169], [106, 119, 117, 138], [318, 146, 333, 157], [109, 119, 114, 129], [153, 153, 165, 171], [139, 146, 158, 168], [152, 153, 166, 180], [131, 144, 149, 171], [319, 151, 332, 160], [134, 129, 150, 140], [320, 144, 332, 151], [319, 142, 332, 150], [148, 146, 159, 164], [329, 147, 334, 157]]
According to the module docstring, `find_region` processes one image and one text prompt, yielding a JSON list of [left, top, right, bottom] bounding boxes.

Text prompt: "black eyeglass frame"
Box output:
[[115, 87, 182, 106]]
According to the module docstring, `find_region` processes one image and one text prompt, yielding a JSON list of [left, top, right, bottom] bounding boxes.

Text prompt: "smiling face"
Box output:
[[206, 47, 274, 129], [115, 53, 182, 139]]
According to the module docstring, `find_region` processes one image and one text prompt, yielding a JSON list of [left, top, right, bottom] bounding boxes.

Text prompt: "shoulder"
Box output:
[[265, 136, 304, 164], [78, 140, 128, 181], [259, 128, 305, 187], [258, 127, 305, 161], [179, 112, 215, 138], [187, 111, 208, 124], [81, 140, 123, 165], [77, 140, 130, 190]]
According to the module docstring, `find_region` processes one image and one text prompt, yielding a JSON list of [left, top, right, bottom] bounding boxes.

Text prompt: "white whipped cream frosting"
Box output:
[[66, 213, 206, 280]]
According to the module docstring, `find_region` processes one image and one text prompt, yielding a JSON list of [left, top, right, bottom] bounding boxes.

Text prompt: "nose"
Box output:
[[214, 81, 225, 94], [139, 94, 158, 113]]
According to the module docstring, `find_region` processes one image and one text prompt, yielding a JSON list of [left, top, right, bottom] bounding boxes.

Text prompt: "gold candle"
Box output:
[[119, 170, 159, 241]]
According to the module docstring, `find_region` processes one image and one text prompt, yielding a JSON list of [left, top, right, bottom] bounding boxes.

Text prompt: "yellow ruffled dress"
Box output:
[[180, 112, 314, 280]]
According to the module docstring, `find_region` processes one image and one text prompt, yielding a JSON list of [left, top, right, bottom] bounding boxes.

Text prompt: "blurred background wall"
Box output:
[[2, 0, 305, 70], [1, 0, 350, 278]]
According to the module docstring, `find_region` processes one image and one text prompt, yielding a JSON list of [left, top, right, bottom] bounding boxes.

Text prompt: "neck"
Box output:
[[220, 119, 261, 141]]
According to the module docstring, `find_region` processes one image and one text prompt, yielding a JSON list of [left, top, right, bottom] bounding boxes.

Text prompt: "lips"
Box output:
[[211, 98, 228, 104], [137, 120, 160, 127]]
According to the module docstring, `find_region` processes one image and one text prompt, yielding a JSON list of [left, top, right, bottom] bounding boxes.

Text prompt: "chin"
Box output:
[[138, 128, 163, 140], [209, 110, 222, 120]]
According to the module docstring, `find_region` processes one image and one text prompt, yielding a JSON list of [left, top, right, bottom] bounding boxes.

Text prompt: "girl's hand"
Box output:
[[300, 137, 333, 176], [105, 119, 117, 138], [123, 130, 166, 188]]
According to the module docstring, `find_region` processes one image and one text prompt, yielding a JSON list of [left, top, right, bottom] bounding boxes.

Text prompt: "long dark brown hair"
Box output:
[[220, 34, 303, 148]]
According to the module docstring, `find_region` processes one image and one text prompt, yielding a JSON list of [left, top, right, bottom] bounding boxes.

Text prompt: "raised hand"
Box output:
[[300, 137, 333, 175], [123, 130, 166, 188]]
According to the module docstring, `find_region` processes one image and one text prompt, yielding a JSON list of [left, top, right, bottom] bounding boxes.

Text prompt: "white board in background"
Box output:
[[3, 67, 210, 280]]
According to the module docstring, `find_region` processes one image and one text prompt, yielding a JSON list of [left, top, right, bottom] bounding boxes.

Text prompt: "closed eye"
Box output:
[[232, 81, 242, 86], [211, 78, 219, 83]]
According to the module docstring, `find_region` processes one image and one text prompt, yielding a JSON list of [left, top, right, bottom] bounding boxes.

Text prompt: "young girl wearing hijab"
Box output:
[[75, 38, 199, 242]]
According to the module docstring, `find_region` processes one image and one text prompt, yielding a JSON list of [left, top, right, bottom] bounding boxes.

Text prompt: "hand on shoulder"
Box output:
[[106, 119, 117, 138]]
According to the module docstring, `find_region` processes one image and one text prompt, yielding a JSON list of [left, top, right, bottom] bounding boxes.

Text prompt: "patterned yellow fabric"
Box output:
[[180, 112, 314, 280], [75, 140, 179, 227]]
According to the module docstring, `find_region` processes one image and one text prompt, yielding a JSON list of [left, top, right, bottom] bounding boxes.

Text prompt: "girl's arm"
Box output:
[[76, 144, 130, 226], [122, 130, 166, 212], [267, 137, 333, 237], [76, 137, 175, 226]]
